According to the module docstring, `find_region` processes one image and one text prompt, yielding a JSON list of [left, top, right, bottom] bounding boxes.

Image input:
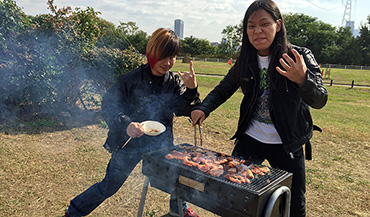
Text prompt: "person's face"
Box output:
[[247, 9, 281, 56], [151, 55, 176, 76]]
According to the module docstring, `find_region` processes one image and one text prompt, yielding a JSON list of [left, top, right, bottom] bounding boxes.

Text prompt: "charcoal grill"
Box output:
[[138, 143, 292, 217]]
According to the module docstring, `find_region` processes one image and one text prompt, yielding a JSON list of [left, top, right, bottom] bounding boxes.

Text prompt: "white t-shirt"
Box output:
[[245, 55, 282, 144]]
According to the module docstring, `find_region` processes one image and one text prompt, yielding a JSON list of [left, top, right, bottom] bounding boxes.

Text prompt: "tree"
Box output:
[[334, 27, 361, 65], [20, 0, 102, 113], [72, 6, 101, 48], [221, 23, 242, 58], [284, 13, 337, 63], [96, 21, 148, 53], [0, 0, 32, 120], [117, 22, 148, 53], [180, 36, 216, 56], [96, 18, 126, 49], [82, 46, 146, 92], [357, 15, 370, 65], [0, 0, 145, 120]]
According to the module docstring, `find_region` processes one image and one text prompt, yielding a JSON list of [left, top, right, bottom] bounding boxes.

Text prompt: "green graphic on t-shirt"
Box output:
[[253, 67, 273, 124], [259, 68, 270, 90]]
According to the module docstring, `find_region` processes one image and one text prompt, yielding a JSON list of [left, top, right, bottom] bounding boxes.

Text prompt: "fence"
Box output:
[[178, 57, 369, 70], [321, 63, 370, 70], [177, 57, 231, 64]]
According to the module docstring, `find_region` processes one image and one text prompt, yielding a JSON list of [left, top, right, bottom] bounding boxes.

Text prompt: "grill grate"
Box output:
[[142, 143, 293, 217], [144, 143, 286, 193]]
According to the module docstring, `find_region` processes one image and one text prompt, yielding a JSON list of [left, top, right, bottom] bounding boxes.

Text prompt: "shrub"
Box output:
[[0, 0, 146, 122]]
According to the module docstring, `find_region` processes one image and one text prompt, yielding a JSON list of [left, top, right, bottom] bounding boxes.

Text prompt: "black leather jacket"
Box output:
[[101, 64, 201, 152], [194, 45, 328, 155]]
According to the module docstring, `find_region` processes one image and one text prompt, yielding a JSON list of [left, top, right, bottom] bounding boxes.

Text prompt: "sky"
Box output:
[[14, 0, 370, 42]]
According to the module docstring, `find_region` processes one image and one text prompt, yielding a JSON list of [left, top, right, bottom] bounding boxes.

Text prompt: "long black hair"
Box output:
[[234, 0, 291, 90]]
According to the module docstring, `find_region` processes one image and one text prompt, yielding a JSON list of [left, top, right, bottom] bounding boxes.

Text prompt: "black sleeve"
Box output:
[[298, 47, 328, 109], [194, 66, 239, 117], [101, 76, 132, 132]]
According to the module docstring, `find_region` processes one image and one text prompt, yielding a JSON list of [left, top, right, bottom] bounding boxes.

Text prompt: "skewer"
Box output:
[[121, 137, 132, 149]]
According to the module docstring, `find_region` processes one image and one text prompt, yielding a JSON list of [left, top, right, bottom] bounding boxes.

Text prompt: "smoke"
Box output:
[[1, 30, 102, 127], [0, 0, 150, 131]]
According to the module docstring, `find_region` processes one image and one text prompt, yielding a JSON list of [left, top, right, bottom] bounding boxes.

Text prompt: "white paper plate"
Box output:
[[140, 121, 166, 136]]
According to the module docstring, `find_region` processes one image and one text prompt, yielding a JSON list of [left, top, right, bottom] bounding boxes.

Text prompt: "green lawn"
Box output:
[[172, 60, 233, 76], [173, 59, 370, 86], [322, 68, 370, 86], [1, 64, 369, 217]]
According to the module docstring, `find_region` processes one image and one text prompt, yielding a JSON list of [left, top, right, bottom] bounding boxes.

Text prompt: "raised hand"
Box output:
[[178, 60, 197, 89], [276, 49, 307, 87]]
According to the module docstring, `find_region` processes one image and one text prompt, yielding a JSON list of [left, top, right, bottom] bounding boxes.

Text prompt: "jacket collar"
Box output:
[[143, 64, 170, 83]]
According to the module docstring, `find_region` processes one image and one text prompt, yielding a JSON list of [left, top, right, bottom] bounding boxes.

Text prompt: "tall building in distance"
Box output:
[[174, 19, 184, 40]]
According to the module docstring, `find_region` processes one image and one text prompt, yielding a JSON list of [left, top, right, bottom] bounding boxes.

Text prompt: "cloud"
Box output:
[[14, 0, 370, 42]]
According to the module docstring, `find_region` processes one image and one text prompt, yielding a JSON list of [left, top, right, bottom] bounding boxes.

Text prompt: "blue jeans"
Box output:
[[67, 143, 187, 216]]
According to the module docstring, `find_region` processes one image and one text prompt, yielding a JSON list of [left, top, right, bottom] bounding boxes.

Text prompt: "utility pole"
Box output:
[[341, 0, 352, 26], [341, 0, 355, 34]]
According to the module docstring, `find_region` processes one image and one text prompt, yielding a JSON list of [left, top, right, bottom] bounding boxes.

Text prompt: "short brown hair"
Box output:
[[146, 28, 180, 68]]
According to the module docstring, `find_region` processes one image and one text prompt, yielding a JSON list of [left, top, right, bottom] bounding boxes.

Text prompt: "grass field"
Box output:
[[172, 60, 370, 87], [0, 64, 369, 217]]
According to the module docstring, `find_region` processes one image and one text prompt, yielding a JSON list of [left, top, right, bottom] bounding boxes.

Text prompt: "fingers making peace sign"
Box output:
[[178, 60, 197, 89], [276, 49, 307, 87]]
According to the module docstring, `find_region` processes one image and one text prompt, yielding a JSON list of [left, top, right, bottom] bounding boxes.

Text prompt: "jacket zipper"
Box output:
[[285, 78, 289, 92], [237, 65, 258, 134]]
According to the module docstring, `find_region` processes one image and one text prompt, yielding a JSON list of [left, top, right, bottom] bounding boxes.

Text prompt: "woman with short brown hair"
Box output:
[[65, 28, 200, 217]]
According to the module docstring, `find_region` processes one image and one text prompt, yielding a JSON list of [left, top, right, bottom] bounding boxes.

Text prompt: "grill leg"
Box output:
[[177, 198, 184, 217], [264, 186, 291, 217], [137, 176, 150, 217]]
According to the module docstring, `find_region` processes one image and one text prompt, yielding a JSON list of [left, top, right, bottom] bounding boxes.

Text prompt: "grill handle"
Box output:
[[264, 186, 291, 217]]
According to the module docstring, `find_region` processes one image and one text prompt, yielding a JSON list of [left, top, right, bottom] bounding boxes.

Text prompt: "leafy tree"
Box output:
[[214, 42, 230, 58], [180, 36, 216, 56], [334, 27, 361, 65], [96, 21, 148, 54], [117, 22, 148, 53], [118, 21, 139, 35], [82, 46, 146, 92], [19, 0, 102, 113], [71, 6, 101, 48], [96, 18, 129, 50], [221, 23, 242, 58], [357, 15, 370, 65], [284, 13, 337, 63], [0, 0, 32, 120], [0, 0, 145, 120]]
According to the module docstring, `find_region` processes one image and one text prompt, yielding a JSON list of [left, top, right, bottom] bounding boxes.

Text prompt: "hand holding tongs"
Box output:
[[188, 118, 203, 146]]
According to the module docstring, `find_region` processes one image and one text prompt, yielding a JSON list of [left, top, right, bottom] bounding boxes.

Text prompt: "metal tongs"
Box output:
[[188, 118, 203, 146], [194, 124, 203, 146]]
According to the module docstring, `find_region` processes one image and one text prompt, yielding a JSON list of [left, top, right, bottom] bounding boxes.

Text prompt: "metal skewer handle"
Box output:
[[194, 124, 203, 146], [194, 125, 197, 146], [198, 125, 203, 146]]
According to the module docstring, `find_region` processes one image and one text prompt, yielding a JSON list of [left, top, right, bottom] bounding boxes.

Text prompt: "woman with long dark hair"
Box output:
[[191, 1, 328, 216]]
